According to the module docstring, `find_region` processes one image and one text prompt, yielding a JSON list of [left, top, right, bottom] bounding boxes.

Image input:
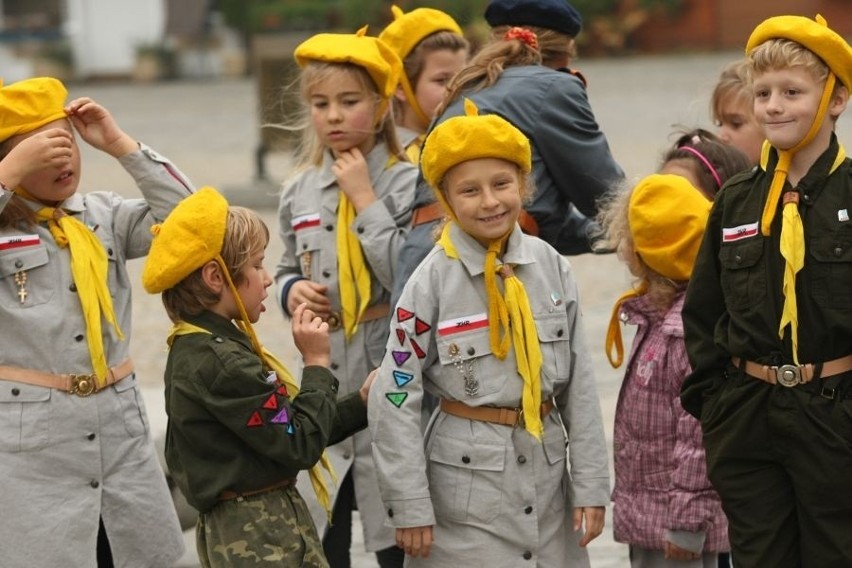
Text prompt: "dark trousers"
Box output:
[[323, 469, 404, 568], [700, 368, 852, 567], [97, 517, 114, 567]]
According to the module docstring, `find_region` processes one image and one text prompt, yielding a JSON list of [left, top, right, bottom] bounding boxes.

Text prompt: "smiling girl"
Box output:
[[274, 26, 417, 568]]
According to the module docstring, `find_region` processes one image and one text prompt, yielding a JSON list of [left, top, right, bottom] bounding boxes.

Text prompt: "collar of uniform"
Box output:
[[318, 140, 392, 190], [794, 133, 842, 205], [20, 190, 86, 214], [395, 125, 421, 150], [448, 222, 535, 276], [185, 309, 254, 348]]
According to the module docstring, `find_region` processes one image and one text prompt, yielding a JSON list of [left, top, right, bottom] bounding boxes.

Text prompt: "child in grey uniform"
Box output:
[[0, 77, 192, 567], [369, 100, 610, 566]]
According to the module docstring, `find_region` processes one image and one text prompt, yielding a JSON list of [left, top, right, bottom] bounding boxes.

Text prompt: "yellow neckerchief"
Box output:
[[404, 134, 425, 164], [167, 255, 337, 519], [758, 72, 842, 364], [604, 282, 649, 368], [335, 153, 401, 340], [437, 223, 544, 440], [17, 189, 124, 386]]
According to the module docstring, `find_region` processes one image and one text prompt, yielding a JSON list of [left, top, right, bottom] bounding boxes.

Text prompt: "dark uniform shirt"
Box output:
[[682, 135, 852, 417], [163, 310, 367, 513]]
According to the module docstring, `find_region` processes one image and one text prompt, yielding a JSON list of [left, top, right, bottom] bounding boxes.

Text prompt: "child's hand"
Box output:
[[359, 368, 378, 405], [66, 98, 137, 158], [287, 280, 332, 319], [664, 541, 701, 561], [332, 148, 376, 212], [0, 128, 73, 188], [291, 303, 330, 367], [573, 506, 605, 547], [396, 526, 433, 558]]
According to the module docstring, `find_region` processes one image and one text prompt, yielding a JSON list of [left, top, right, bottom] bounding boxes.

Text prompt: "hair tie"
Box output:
[[503, 27, 539, 51], [678, 145, 722, 189]]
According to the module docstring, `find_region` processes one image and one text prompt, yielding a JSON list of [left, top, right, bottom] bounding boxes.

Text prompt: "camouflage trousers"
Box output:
[[197, 485, 328, 567]]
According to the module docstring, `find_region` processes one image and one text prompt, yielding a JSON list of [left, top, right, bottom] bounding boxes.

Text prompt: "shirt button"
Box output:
[[325, 224, 334, 232], [356, 226, 365, 234], [14, 259, 23, 268], [523, 551, 532, 560], [302, 243, 308, 250], [834, 246, 843, 257], [69, 283, 77, 292], [343, 452, 351, 460], [461, 455, 471, 464], [107, 248, 113, 256], [556, 329, 564, 337], [75, 334, 85, 342], [11, 388, 20, 396], [90, 480, 100, 489], [322, 270, 331, 278], [802, 193, 811, 202], [467, 347, 475, 356], [87, 433, 96, 441], [524, 505, 533, 514], [387, 508, 394, 518], [734, 254, 742, 264], [517, 455, 527, 464], [331, 363, 339, 370], [214, 337, 224, 343]]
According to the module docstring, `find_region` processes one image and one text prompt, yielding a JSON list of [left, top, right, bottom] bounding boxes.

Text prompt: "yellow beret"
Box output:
[[746, 14, 852, 89], [628, 174, 711, 282], [294, 26, 402, 100], [142, 187, 228, 294], [379, 5, 463, 63], [421, 98, 531, 189], [0, 77, 68, 143]]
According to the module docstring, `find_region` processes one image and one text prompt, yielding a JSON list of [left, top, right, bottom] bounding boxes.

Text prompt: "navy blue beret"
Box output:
[[484, 0, 583, 37]]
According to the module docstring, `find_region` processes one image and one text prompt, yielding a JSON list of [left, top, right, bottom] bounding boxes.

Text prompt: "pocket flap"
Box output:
[[429, 433, 505, 472], [436, 329, 493, 365], [534, 313, 570, 344], [0, 381, 51, 403], [112, 373, 137, 393], [719, 240, 763, 269], [0, 245, 49, 278], [810, 233, 852, 263], [542, 427, 567, 465], [295, 227, 323, 254]]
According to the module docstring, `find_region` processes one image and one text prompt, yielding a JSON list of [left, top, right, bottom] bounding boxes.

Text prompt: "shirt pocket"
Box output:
[[542, 425, 568, 513], [535, 312, 572, 381], [427, 433, 505, 524], [0, 380, 51, 452], [809, 230, 852, 309], [435, 329, 507, 399], [0, 243, 56, 309], [718, 239, 766, 310], [112, 374, 148, 438], [293, 226, 324, 280]]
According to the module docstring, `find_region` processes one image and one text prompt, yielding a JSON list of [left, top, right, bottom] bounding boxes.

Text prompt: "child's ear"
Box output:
[[394, 84, 408, 104], [829, 84, 849, 119], [200, 260, 225, 294]]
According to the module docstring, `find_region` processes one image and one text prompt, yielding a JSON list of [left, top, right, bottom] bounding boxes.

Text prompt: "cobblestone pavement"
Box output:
[[71, 50, 851, 567]]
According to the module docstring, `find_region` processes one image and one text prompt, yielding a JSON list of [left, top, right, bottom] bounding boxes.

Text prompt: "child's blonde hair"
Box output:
[[161, 206, 269, 323], [711, 60, 752, 126], [748, 38, 831, 87], [292, 62, 406, 169]]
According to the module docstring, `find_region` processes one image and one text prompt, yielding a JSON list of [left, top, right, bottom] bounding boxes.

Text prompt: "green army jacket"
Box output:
[[682, 136, 852, 418], [163, 310, 367, 512]]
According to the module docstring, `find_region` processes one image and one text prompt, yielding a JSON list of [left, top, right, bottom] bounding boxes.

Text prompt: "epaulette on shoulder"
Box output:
[[725, 165, 759, 188], [556, 67, 587, 89]]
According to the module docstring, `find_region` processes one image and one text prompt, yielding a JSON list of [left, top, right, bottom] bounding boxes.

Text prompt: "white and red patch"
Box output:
[[722, 222, 759, 243], [291, 213, 321, 232], [438, 313, 488, 336], [0, 234, 40, 251]]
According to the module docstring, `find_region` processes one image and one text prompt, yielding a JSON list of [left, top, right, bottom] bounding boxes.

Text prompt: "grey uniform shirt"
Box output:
[[0, 145, 193, 567], [275, 141, 417, 550], [370, 223, 611, 567]]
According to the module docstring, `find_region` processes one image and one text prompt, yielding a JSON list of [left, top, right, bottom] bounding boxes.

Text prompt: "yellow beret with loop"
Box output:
[[294, 25, 402, 101], [142, 187, 228, 294], [421, 98, 531, 191], [746, 14, 852, 89], [379, 5, 463, 63], [0, 77, 68, 143], [628, 174, 711, 282]]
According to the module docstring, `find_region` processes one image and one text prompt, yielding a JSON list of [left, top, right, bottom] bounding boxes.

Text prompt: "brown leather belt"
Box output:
[[440, 398, 555, 427], [733, 354, 852, 388], [218, 477, 296, 501], [325, 302, 390, 332], [411, 202, 540, 236], [0, 359, 135, 397]]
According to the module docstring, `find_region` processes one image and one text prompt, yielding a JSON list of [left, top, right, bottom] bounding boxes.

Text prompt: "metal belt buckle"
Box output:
[[70, 374, 97, 397], [775, 364, 801, 388], [326, 312, 342, 332]]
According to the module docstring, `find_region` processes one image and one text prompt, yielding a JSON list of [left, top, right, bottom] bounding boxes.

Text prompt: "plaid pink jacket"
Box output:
[[612, 291, 729, 552]]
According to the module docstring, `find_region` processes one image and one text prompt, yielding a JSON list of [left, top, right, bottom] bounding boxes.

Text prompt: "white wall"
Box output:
[[65, 0, 164, 77]]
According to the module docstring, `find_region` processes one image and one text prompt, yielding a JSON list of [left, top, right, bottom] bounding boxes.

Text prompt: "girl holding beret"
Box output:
[[274, 26, 417, 568], [0, 77, 193, 567]]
